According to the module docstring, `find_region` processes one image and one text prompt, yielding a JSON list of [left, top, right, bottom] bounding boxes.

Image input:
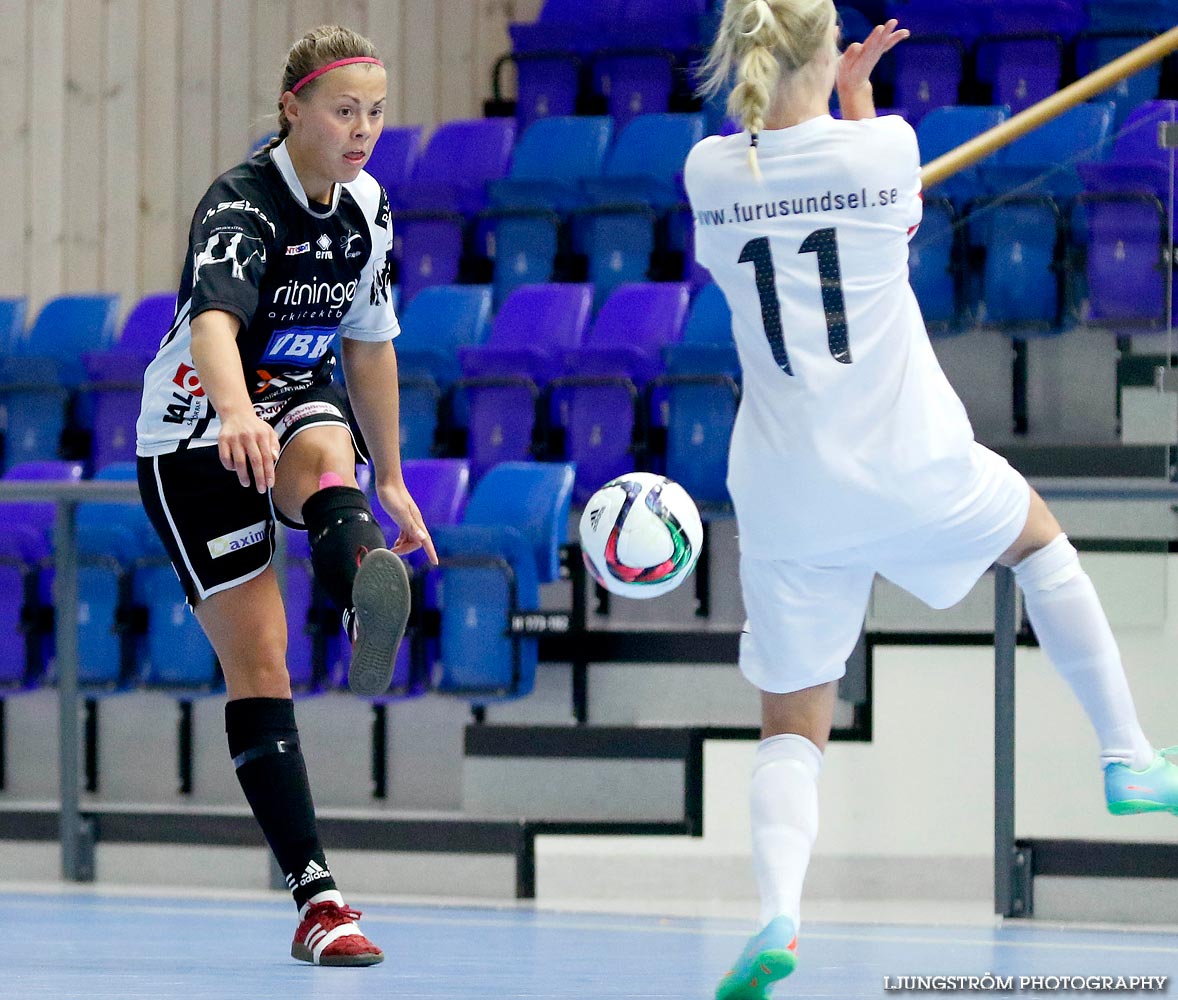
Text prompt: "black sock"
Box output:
[[225, 697, 338, 911], [301, 485, 387, 612]]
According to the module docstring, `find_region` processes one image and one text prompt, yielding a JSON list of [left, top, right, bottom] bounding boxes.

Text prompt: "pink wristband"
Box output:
[[290, 56, 383, 94]]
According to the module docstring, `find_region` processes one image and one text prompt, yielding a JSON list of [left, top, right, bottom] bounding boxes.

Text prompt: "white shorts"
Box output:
[[739, 444, 1031, 694]]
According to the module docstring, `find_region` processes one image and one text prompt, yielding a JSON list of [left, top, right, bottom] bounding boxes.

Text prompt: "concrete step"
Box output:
[[462, 724, 758, 824]]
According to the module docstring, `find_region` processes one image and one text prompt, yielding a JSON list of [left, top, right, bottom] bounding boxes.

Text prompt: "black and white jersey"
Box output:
[[136, 141, 399, 456]]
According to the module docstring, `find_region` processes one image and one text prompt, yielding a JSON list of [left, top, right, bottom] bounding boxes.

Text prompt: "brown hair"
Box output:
[[257, 25, 381, 156], [698, 0, 837, 176]]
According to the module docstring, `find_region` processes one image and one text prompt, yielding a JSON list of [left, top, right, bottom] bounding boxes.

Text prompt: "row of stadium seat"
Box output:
[[0, 459, 574, 704], [377, 97, 1173, 310], [495, 0, 1177, 132]]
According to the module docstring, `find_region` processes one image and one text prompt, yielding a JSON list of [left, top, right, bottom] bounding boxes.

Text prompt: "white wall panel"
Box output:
[[215, 0, 253, 175], [3, 0, 526, 308], [138, 0, 181, 299], [28, 0, 66, 310], [63, 0, 102, 293], [103, 0, 139, 311], [0, 4, 29, 298]]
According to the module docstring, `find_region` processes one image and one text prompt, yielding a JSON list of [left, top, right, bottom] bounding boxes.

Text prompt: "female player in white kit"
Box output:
[[686, 1, 1178, 996]]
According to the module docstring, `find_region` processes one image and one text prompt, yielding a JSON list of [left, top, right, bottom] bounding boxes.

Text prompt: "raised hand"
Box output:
[[838, 18, 909, 98]]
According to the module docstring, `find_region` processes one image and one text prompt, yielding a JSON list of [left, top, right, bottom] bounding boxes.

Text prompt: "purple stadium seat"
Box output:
[[593, 51, 677, 131], [1077, 193, 1173, 329], [557, 283, 691, 498], [986, 0, 1085, 36], [0, 461, 85, 685], [459, 284, 594, 481], [610, 0, 705, 51], [889, 36, 965, 126], [1077, 100, 1178, 214], [511, 53, 582, 132], [509, 0, 624, 55], [397, 119, 516, 216], [81, 293, 177, 472], [394, 213, 465, 308], [975, 34, 1064, 116], [364, 126, 422, 202]]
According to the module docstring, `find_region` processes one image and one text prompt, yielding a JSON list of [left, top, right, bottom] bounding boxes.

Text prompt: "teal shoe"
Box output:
[[1106, 747, 1178, 815], [715, 916, 798, 1000]]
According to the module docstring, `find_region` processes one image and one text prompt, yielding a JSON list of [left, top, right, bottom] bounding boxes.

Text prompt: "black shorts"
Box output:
[[138, 386, 363, 605]]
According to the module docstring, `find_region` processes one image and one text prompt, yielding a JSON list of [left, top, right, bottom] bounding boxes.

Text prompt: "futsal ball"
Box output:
[[578, 472, 703, 599]]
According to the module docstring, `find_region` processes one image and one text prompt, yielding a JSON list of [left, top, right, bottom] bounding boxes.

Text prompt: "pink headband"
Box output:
[[290, 56, 383, 94]]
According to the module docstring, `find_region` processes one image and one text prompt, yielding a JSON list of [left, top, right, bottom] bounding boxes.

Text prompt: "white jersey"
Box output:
[[685, 114, 976, 561]]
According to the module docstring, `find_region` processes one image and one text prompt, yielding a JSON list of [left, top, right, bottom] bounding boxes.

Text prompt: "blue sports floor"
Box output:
[[2, 890, 1175, 999]]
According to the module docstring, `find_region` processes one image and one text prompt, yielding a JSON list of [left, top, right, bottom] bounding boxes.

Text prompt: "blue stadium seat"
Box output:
[[134, 563, 219, 690], [396, 119, 517, 215], [658, 284, 740, 510], [918, 105, 1010, 209], [1074, 33, 1161, 129], [582, 113, 705, 210], [430, 462, 575, 701], [977, 102, 1115, 200], [509, 0, 622, 55], [572, 204, 658, 309], [592, 50, 677, 131], [7, 294, 119, 388], [0, 295, 119, 471], [487, 116, 614, 212], [507, 51, 582, 132], [75, 462, 144, 689], [976, 195, 1064, 333], [486, 209, 561, 308], [0, 298, 26, 356], [908, 196, 962, 334], [393, 212, 466, 308], [393, 285, 493, 458]]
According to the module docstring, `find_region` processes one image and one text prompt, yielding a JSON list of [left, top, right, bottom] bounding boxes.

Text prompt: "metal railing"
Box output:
[[6, 475, 1178, 900], [0, 479, 141, 881], [994, 477, 1178, 917]]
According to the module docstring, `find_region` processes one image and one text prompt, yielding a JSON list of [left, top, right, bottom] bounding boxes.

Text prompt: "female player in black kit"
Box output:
[[135, 25, 436, 966]]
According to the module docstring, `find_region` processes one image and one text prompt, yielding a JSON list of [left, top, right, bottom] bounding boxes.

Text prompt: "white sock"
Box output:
[[1013, 535, 1154, 770], [299, 888, 345, 920], [750, 733, 823, 931]]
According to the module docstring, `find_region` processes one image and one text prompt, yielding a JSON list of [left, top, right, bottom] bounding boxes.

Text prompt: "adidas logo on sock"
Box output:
[[291, 859, 333, 888]]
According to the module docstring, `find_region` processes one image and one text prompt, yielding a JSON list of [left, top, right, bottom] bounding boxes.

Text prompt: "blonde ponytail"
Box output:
[[697, 0, 836, 179]]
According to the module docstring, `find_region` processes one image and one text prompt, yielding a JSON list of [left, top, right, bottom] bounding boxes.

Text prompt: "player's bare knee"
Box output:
[[999, 489, 1062, 565]]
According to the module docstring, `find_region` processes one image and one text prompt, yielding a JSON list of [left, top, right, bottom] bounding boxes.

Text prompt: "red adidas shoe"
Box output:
[[291, 901, 384, 966]]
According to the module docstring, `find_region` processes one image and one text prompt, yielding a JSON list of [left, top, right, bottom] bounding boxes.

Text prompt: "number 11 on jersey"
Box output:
[[738, 227, 852, 377]]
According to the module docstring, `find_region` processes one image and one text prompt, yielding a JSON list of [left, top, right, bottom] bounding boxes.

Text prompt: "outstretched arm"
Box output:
[[837, 19, 909, 121]]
